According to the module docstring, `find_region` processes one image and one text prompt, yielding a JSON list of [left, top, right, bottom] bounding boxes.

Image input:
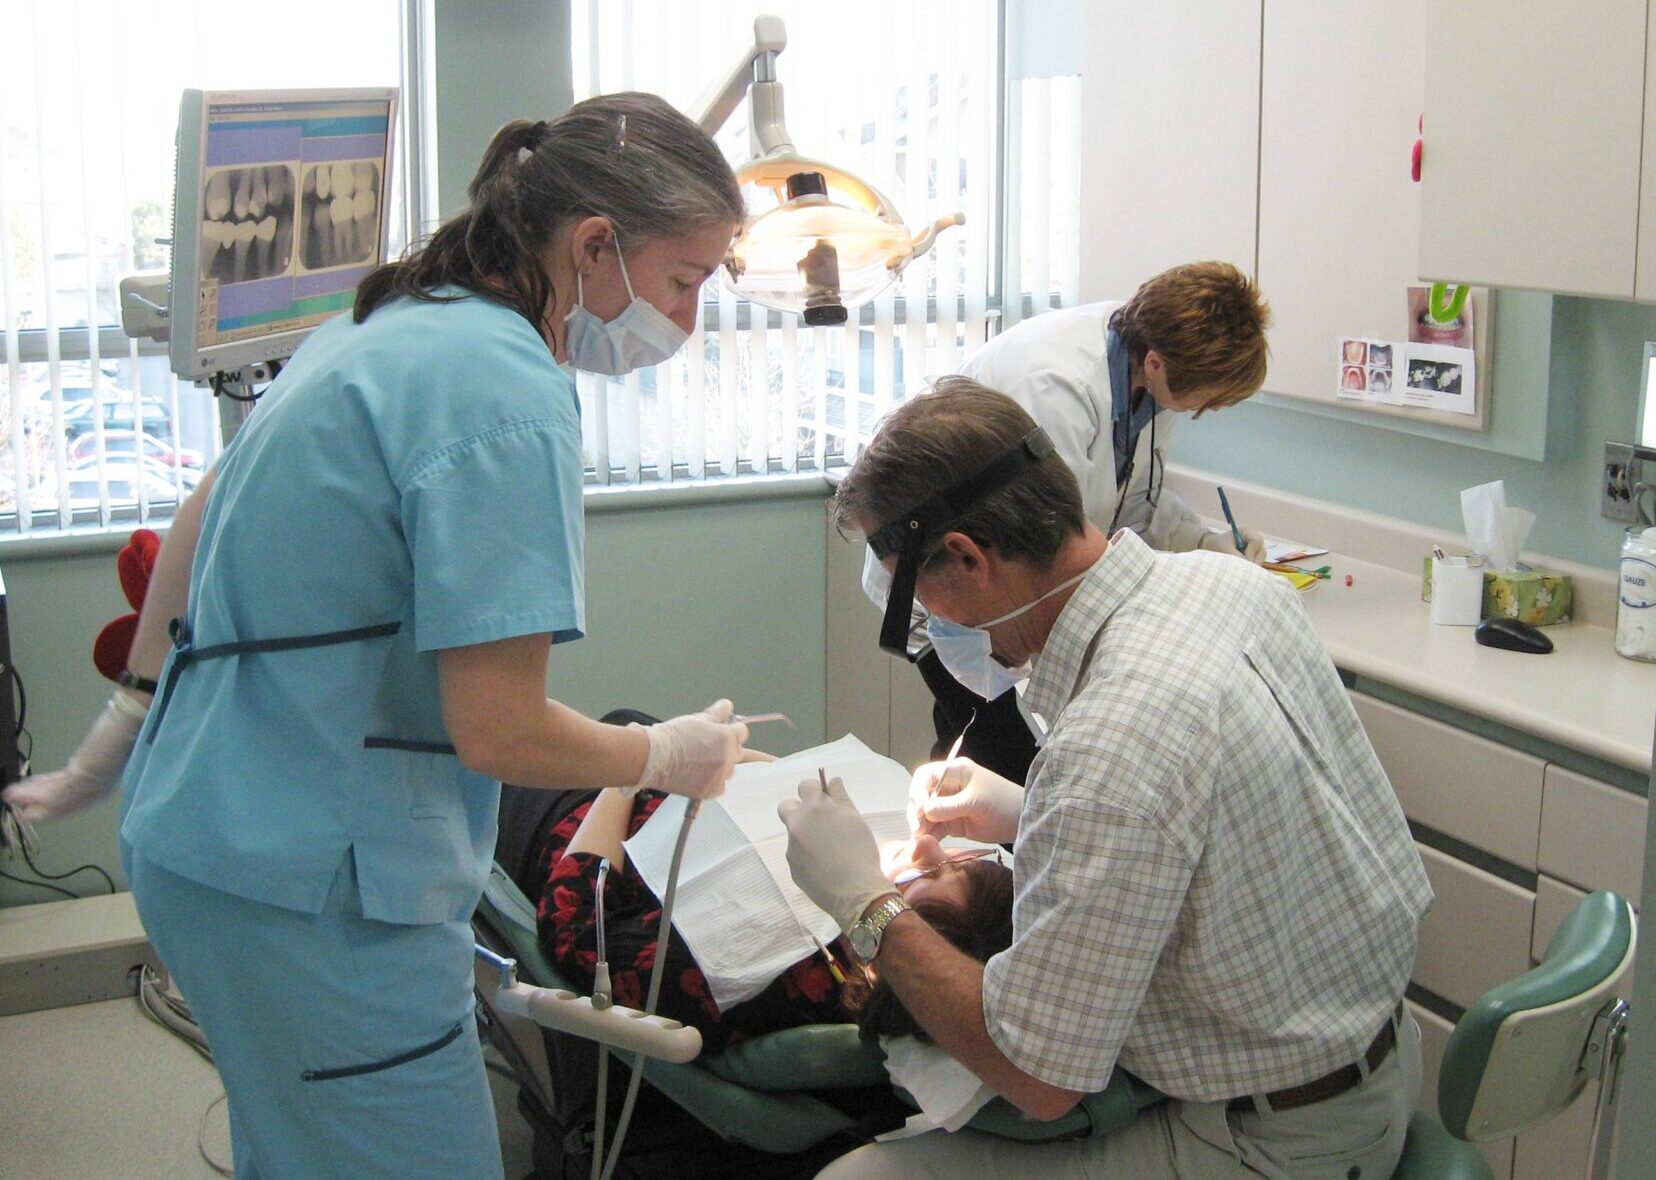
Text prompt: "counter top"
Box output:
[[1166, 467, 1656, 775], [1295, 552, 1655, 772]]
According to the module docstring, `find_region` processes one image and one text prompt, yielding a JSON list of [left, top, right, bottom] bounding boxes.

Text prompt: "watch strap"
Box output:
[[118, 669, 159, 695]]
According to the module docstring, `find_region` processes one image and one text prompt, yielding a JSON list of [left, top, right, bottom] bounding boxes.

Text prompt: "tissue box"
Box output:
[[1421, 557, 1573, 626]]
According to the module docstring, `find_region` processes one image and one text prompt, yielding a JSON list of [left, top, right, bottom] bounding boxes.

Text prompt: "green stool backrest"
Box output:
[[1438, 891, 1636, 1143]]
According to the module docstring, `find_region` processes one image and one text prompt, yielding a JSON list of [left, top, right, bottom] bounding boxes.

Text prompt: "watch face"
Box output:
[[850, 923, 879, 962]]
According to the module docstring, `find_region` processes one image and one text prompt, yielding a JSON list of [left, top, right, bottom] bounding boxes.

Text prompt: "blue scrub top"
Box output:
[[122, 290, 586, 925]]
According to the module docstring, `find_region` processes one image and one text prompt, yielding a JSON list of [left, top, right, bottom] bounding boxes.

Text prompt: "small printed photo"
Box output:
[[298, 160, 384, 271], [1366, 343, 1393, 369], [1341, 365, 1367, 392], [1367, 367, 1392, 393], [1407, 285, 1475, 349], [1408, 359, 1463, 397], [199, 164, 297, 284], [1342, 339, 1368, 365]]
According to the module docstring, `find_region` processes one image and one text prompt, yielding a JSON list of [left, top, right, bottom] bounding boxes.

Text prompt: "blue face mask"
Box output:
[[564, 246, 688, 376], [925, 569, 1090, 700]]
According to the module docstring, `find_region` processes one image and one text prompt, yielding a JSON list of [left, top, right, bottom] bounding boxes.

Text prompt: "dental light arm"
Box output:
[[692, 14, 789, 152]]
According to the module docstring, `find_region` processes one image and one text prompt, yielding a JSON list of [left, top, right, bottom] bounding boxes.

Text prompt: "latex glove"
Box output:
[[779, 777, 895, 933], [1199, 526, 1266, 563], [628, 699, 748, 800], [2, 689, 148, 825], [908, 757, 1025, 844]]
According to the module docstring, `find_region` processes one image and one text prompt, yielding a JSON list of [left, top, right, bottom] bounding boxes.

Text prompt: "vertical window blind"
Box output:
[[0, 0, 409, 534], [570, 0, 1080, 485]]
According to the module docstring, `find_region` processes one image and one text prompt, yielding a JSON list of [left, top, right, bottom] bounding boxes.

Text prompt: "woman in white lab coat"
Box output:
[[906, 261, 1274, 781]]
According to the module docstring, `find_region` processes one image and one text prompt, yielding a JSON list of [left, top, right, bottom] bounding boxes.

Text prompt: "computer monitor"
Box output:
[[168, 87, 398, 381]]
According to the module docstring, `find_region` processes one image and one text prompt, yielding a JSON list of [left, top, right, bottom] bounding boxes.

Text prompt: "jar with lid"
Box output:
[[1616, 526, 1656, 661]]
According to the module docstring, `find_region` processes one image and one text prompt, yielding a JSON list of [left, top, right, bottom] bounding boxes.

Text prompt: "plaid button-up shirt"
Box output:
[[982, 531, 1432, 1099]]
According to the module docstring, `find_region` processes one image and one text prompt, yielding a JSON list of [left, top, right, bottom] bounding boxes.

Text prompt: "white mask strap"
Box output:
[[564, 271, 586, 323], [977, 568, 1090, 630], [614, 243, 639, 302]]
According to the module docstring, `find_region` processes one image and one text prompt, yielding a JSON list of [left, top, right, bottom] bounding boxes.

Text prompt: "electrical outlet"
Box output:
[[1602, 441, 1656, 523]]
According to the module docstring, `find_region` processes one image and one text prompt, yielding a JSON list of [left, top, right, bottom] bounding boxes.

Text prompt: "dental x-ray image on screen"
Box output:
[[200, 165, 296, 284], [299, 161, 382, 271]]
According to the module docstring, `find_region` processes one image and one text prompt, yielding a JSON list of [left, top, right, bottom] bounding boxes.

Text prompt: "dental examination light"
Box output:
[[694, 15, 963, 326]]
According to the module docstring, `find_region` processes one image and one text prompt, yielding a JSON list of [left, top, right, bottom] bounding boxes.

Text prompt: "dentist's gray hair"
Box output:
[[356, 92, 743, 335]]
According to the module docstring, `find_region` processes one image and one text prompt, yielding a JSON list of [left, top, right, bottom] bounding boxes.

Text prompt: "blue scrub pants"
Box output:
[[128, 848, 504, 1180]]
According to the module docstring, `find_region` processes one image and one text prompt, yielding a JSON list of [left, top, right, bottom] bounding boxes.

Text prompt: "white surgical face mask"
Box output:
[[563, 246, 689, 375], [926, 569, 1089, 699]]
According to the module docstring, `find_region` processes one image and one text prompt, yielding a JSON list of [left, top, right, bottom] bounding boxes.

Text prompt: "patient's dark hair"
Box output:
[[843, 859, 1014, 1042]]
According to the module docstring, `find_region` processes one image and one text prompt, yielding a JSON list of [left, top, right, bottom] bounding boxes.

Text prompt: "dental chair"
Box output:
[[472, 862, 1164, 1179], [1391, 890, 1636, 1180]]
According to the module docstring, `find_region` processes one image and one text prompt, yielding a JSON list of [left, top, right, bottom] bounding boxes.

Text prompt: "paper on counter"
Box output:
[[1264, 540, 1330, 564], [624, 734, 915, 1011]]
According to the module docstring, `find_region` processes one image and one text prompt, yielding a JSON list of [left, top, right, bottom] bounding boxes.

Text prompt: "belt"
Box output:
[[1227, 1003, 1402, 1116]]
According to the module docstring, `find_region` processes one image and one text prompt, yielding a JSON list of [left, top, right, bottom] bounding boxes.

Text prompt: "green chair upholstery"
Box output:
[[1392, 890, 1635, 1180], [474, 863, 1162, 1154]]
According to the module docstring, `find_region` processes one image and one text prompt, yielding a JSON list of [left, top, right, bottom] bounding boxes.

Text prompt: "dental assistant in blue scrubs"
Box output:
[[5, 93, 749, 1180]]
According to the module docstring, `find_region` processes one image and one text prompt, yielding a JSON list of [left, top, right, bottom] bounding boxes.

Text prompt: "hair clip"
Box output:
[[517, 147, 533, 164]]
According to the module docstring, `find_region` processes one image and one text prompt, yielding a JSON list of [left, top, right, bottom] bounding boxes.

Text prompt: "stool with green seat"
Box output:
[[1391, 890, 1636, 1180]]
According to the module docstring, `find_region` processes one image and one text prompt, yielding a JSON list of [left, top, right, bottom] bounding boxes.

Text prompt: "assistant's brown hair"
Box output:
[[832, 376, 1086, 570], [354, 92, 743, 336], [1110, 260, 1272, 409], [843, 859, 1014, 1042]]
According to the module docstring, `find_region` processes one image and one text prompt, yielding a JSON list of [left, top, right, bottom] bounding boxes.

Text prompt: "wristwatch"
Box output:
[[117, 669, 159, 695], [848, 894, 911, 964]]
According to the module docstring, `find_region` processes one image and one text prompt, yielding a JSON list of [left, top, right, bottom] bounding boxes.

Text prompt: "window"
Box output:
[[569, 0, 1079, 485], [0, 0, 417, 534]]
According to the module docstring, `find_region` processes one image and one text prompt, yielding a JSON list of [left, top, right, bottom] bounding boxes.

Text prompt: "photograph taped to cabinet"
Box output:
[[1297, 291, 1493, 433]]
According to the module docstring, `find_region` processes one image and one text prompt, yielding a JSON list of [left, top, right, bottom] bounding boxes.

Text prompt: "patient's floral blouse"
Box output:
[[532, 791, 845, 1054]]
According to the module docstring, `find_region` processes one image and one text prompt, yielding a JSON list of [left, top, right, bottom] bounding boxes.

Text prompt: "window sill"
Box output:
[[0, 473, 838, 562]]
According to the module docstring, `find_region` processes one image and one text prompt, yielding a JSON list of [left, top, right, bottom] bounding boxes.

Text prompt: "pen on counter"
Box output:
[[1216, 486, 1247, 554], [812, 935, 847, 985], [1264, 562, 1331, 579]]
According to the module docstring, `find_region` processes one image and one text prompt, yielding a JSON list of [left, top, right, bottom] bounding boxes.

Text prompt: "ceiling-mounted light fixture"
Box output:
[[693, 15, 963, 327]]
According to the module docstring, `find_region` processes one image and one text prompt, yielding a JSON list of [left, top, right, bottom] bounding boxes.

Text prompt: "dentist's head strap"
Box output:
[[355, 92, 744, 375], [842, 377, 1087, 662]]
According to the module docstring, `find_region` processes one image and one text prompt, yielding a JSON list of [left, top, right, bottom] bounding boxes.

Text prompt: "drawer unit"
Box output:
[[1538, 764, 1647, 902], [1414, 842, 1535, 1010], [1352, 692, 1544, 869]]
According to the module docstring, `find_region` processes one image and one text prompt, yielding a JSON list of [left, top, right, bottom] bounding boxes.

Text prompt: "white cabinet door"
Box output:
[[1414, 842, 1535, 1010], [1077, 2, 1261, 302], [1351, 691, 1544, 870], [1639, 1, 1656, 301], [1419, 0, 1645, 297], [1257, 0, 1427, 401]]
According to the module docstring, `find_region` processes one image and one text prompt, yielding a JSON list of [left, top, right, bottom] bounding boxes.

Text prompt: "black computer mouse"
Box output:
[[1474, 616, 1554, 654]]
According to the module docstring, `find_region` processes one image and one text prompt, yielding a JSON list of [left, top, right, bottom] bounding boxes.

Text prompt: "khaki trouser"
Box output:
[[819, 1014, 1422, 1180]]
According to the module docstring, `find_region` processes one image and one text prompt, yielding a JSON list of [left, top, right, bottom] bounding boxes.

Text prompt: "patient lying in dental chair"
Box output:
[[494, 720, 1012, 1056]]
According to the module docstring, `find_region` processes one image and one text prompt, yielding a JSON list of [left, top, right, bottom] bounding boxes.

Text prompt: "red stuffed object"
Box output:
[[92, 529, 161, 684]]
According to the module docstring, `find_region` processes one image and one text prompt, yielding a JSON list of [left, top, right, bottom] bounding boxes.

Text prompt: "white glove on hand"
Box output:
[[909, 757, 1025, 844], [1198, 526, 1266, 563], [628, 700, 748, 800], [779, 777, 896, 933], [1, 689, 148, 825]]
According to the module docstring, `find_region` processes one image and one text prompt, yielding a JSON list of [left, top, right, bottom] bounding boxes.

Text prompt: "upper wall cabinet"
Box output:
[[1257, 0, 1426, 403], [1077, 2, 1261, 302], [1418, 0, 1646, 299]]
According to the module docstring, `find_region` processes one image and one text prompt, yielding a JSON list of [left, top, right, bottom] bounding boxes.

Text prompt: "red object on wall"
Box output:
[[1412, 112, 1423, 183], [91, 529, 160, 683]]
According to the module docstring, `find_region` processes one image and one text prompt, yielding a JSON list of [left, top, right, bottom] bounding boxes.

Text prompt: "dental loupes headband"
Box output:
[[865, 427, 1057, 658]]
